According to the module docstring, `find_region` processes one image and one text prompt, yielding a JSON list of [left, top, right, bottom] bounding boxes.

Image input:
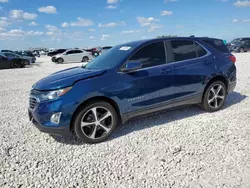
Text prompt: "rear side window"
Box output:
[[66, 50, 75, 55], [202, 39, 229, 53], [74, 50, 83, 53], [129, 41, 166, 68], [170, 40, 196, 62]]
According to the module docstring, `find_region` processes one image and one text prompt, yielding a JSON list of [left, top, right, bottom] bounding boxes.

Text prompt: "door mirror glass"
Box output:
[[121, 61, 142, 72]]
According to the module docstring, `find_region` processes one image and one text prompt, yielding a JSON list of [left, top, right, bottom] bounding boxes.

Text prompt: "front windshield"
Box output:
[[85, 44, 135, 69]]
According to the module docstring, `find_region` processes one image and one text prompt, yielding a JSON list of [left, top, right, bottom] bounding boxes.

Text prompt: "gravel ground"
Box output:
[[0, 54, 250, 188]]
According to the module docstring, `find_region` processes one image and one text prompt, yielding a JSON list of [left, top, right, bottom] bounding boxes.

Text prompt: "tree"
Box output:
[[157, 35, 177, 38]]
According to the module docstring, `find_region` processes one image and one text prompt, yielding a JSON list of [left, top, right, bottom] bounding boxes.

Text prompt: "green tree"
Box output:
[[157, 35, 178, 38]]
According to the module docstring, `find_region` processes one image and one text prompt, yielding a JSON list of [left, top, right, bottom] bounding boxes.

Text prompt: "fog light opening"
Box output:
[[51, 112, 62, 124]]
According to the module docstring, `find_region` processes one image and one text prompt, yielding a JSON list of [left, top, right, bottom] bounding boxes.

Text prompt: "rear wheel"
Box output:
[[57, 58, 64, 64], [82, 56, 89, 62], [73, 101, 118, 143], [201, 81, 227, 112]]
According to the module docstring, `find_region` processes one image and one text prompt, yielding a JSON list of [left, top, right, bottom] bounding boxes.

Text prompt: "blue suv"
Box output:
[[28, 37, 236, 143]]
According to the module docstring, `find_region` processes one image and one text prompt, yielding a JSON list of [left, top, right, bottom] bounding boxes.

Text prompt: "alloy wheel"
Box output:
[[207, 84, 226, 109], [80, 107, 113, 140]]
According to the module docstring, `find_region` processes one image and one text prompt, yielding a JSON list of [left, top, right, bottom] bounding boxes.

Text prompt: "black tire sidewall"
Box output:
[[11, 61, 21, 68], [73, 101, 118, 143], [82, 56, 89, 62], [57, 58, 64, 64], [202, 81, 227, 112]]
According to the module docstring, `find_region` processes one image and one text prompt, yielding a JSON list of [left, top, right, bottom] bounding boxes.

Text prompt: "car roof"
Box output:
[[121, 37, 223, 47]]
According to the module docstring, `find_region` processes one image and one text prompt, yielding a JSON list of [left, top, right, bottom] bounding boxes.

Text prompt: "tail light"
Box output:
[[229, 55, 236, 63]]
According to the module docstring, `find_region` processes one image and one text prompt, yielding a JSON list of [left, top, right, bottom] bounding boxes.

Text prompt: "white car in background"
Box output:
[[54, 49, 92, 64]]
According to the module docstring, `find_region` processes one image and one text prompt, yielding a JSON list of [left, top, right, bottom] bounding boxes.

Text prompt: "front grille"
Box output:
[[29, 97, 38, 110], [30, 89, 41, 96]]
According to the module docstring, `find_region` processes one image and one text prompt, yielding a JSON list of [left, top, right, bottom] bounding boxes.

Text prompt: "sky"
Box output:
[[0, 0, 249, 49]]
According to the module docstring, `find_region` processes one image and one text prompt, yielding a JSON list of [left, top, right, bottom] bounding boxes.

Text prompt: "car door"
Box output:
[[169, 39, 216, 105], [0, 55, 11, 69], [117, 41, 175, 114], [245, 40, 250, 51], [73, 50, 84, 62], [64, 50, 75, 62]]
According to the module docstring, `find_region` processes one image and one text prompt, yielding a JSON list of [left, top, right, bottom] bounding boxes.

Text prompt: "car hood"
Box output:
[[33, 66, 105, 90]]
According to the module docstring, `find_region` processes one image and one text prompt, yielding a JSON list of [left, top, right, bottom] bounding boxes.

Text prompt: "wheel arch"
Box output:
[[70, 96, 122, 132], [202, 75, 228, 101]]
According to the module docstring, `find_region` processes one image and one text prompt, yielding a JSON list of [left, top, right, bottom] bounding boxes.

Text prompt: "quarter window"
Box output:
[[195, 43, 207, 57], [128, 42, 166, 68], [170, 40, 196, 62]]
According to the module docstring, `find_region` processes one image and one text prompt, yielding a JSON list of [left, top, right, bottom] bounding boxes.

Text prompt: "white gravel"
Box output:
[[0, 54, 250, 188]]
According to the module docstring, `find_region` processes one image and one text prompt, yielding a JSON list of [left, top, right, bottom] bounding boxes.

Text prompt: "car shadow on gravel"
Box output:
[[51, 91, 247, 145]]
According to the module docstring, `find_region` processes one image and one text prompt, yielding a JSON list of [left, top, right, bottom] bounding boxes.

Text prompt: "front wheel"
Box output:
[[201, 81, 227, 112], [73, 101, 118, 143]]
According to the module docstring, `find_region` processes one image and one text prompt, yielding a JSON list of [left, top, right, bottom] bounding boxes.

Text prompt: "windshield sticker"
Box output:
[[119, 46, 131, 51]]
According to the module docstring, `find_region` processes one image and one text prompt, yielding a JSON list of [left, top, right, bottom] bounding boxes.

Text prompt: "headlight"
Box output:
[[39, 87, 72, 101]]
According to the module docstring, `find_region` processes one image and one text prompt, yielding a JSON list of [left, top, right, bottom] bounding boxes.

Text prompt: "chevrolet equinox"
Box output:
[[28, 37, 237, 143]]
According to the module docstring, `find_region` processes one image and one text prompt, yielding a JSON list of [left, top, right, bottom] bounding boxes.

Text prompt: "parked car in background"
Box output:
[[1, 50, 13, 52], [85, 47, 102, 56], [15, 51, 36, 58], [32, 50, 40, 57], [102, 46, 112, 53], [54, 49, 92, 63], [40, 51, 46, 55], [48, 49, 67, 57], [0, 54, 25, 69], [1, 50, 14, 53], [29, 37, 236, 143], [227, 38, 250, 53], [3, 52, 36, 65]]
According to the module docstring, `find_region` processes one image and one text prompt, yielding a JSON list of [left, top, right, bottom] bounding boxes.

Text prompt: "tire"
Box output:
[[11, 60, 22, 68], [201, 81, 227, 112], [82, 56, 89, 62], [24, 60, 30, 65], [57, 58, 64, 64], [73, 101, 118, 143]]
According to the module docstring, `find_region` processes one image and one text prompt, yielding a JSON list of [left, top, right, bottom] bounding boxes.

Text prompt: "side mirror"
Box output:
[[121, 61, 142, 73]]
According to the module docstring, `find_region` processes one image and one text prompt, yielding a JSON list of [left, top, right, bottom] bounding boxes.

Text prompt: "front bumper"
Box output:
[[28, 97, 75, 137], [28, 110, 72, 136]]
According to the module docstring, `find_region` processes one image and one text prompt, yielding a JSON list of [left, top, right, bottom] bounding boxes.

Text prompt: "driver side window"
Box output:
[[128, 41, 166, 69]]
